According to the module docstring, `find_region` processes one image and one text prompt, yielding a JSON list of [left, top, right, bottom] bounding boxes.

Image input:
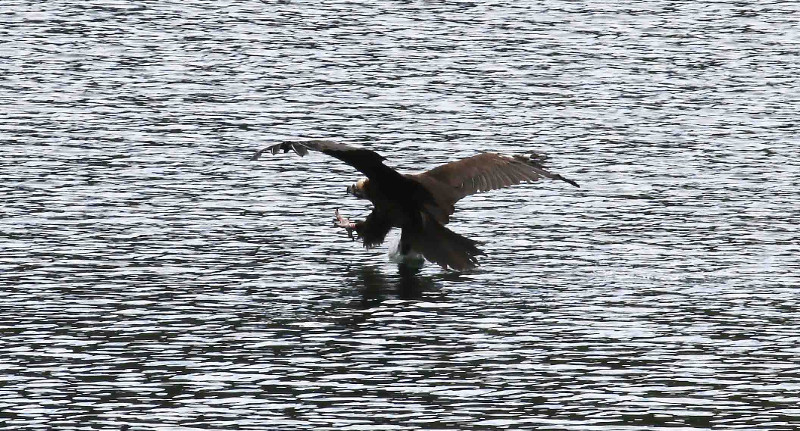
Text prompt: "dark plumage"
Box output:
[[252, 140, 579, 271]]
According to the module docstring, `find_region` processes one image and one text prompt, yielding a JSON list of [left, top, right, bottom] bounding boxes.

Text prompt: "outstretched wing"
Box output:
[[414, 152, 579, 204], [251, 140, 393, 180]]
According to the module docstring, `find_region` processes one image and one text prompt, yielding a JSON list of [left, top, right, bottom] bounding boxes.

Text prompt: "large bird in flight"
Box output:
[[252, 140, 579, 271]]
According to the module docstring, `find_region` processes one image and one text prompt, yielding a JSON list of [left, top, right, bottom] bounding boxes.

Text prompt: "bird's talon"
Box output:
[[333, 209, 357, 238]]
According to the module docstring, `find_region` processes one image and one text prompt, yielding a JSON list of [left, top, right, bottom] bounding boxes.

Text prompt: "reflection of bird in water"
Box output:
[[349, 264, 432, 304], [252, 140, 579, 271], [333, 265, 435, 327]]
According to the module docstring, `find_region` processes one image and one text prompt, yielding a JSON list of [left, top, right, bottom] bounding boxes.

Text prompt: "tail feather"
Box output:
[[401, 221, 484, 271]]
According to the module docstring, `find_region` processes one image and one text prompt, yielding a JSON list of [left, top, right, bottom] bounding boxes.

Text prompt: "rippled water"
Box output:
[[2, 1, 799, 430]]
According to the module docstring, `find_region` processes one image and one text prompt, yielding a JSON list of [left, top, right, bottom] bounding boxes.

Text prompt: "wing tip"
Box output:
[[560, 175, 580, 188], [251, 142, 310, 160], [515, 152, 580, 188], [249, 149, 264, 161]]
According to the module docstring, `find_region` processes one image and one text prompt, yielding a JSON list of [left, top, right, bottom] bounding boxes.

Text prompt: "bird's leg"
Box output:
[[333, 209, 358, 240]]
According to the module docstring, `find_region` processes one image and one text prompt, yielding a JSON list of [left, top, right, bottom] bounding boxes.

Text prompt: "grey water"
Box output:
[[2, 1, 799, 430]]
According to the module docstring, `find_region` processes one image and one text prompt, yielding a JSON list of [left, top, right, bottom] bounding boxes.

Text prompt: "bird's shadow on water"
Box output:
[[344, 264, 436, 306], [333, 264, 435, 325], [333, 263, 480, 326]]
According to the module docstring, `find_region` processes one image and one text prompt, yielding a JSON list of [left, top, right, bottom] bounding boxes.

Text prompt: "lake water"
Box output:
[[2, 1, 799, 430]]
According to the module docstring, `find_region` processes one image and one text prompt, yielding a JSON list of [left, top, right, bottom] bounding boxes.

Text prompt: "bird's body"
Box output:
[[252, 140, 579, 271]]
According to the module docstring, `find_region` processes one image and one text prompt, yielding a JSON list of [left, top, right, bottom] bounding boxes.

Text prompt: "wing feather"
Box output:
[[253, 140, 439, 207], [252, 140, 392, 181], [506, 162, 535, 182], [495, 164, 516, 187], [479, 173, 491, 192], [415, 152, 579, 204], [290, 142, 309, 157]]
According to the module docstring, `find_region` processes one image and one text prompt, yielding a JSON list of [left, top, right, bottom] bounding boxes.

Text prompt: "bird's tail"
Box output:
[[401, 220, 484, 271]]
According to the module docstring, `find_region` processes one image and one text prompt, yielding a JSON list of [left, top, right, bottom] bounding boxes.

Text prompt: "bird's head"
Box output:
[[346, 178, 369, 199]]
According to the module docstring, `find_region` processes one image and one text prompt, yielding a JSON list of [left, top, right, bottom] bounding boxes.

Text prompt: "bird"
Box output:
[[251, 140, 579, 271]]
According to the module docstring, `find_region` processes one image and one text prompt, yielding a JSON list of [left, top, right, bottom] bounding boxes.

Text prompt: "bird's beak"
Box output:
[[346, 182, 364, 199]]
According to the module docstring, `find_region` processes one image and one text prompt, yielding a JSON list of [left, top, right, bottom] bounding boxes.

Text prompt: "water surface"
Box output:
[[2, 1, 799, 430]]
